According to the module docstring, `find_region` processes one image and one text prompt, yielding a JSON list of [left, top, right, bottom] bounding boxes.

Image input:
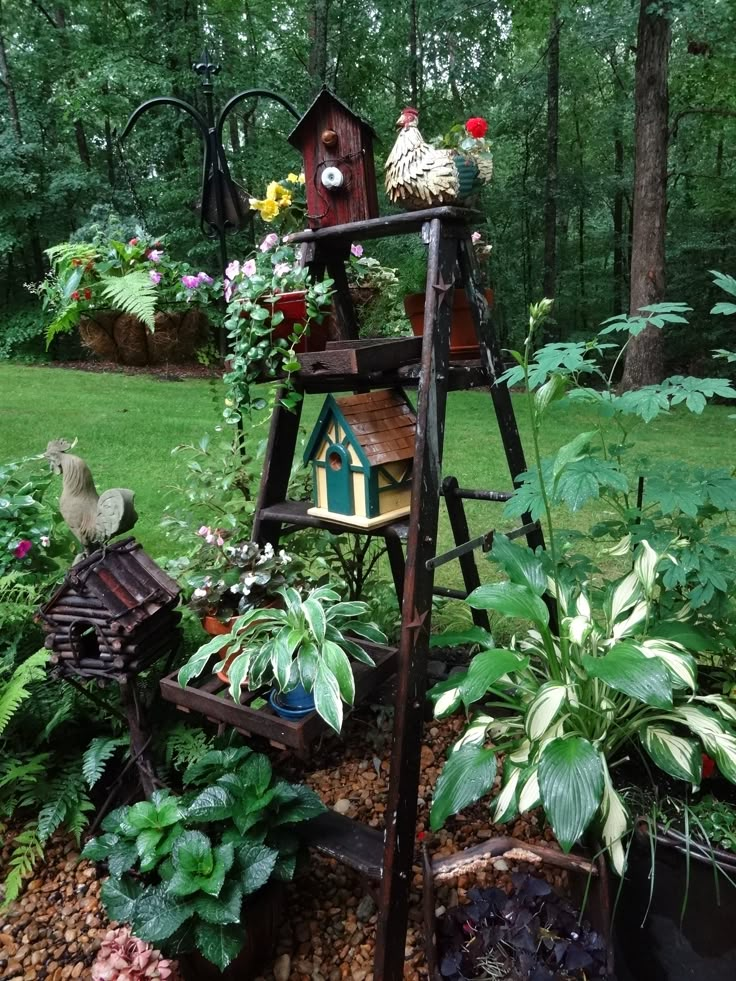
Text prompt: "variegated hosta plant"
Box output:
[[428, 533, 736, 874]]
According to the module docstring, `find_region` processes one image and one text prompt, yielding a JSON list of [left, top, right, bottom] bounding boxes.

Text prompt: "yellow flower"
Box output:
[[266, 181, 291, 203], [297, 173, 305, 184], [287, 172, 300, 184], [249, 197, 264, 212], [258, 199, 281, 222]]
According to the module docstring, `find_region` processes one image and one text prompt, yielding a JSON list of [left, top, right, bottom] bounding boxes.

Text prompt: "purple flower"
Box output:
[[181, 275, 200, 289], [197, 272, 213, 285], [148, 249, 164, 262], [225, 260, 241, 280], [350, 243, 364, 258], [197, 526, 211, 537], [260, 233, 279, 252], [242, 259, 257, 278], [273, 262, 291, 277], [14, 539, 32, 560], [149, 270, 162, 285]]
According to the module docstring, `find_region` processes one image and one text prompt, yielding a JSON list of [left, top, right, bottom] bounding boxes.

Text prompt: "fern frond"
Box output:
[[164, 723, 214, 774], [82, 735, 127, 789], [2, 823, 44, 908], [100, 272, 158, 330], [45, 306, 82, 347], [45, 242, 97, 267], [64, 797, 95, 845], [37, 758, 89, 843], [0, 752, 50, 791], [0, 650, 49, 736]]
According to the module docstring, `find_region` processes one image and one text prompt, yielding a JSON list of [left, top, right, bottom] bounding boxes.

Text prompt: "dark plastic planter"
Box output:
[[614, 823, 736, 981], [269, 681, 315, 720]]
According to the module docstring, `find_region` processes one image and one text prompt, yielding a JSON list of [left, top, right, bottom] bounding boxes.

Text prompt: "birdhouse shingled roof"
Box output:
[[288, 86, 378, 147], [304, 389, 416, 469]]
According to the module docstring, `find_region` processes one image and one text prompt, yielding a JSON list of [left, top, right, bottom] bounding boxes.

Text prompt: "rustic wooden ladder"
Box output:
[[252, 205, 544, 980]]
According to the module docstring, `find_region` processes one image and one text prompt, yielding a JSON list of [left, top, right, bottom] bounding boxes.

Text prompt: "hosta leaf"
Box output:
[[429, 745, 497, 830], [459, 649, 528, 708], [429, 673, 467, 718], [429, 627, 495, 650], [640, 640, 697, 691], [303, 597, 326, 645], [492, 762, 522, 824], [518, 765, 541, 813], [538, 737, 603, 852], [582, 642, 672, 708], [641, 725, 701, 785], [313, 659, 343, 733], [525, 683, 568, 741], [655, 621, 717, 653], [193, 921, 245, 972], [489, 535, 546, 595], [599, 765, 630, 876], [467, 582, 550, 627], [322, 641, 355, 704], [696, 695, 736, 725]]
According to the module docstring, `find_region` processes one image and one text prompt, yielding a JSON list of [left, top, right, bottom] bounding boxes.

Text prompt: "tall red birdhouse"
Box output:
[[288, 87, 379, 229]]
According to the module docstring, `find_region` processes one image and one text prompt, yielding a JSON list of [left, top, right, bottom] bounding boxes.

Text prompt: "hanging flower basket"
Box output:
[[78, 309, 210, 365], [403, 288, 494, 357]]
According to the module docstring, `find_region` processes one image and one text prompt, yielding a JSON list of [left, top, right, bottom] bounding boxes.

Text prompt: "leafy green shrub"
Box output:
[[0, 309, 47, 361], [84, 747, 325, 971]]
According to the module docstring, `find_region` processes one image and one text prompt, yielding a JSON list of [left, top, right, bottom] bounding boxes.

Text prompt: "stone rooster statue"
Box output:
[[44, 439, 138, 559], [385, 107, 494, 209]]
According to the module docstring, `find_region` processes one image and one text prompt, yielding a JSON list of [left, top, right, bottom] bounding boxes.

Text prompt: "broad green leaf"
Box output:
[[429, 673, 466, 718], [81, 833, 118, 862], [655, 621, 716, 653], [186, 786, 234, 823], [492, 762, 522, 824], [297, 640, 319, 691], [131, 885, 193, 943], [303, 597, 326, 645], [322, 641, 355, 704], [640, 640, 697, 691], [192, 881, 243, 925], [313, 659, 343, 733], [430, 744, 497, 830], [194, 921, 245, 972], [641, 725, 701, 784], [100, 876, 141, 923], [173, 831, 214, 877], [429, 627, 495, 649], [552, 431, 596, 480], [535, 372, 568, 416], [538, 737, 604, 852], [525, 682, 568, 741], [467, 582, 549, 627], [240, 754, 272, 796], [696, 695, 736, 725], [489, 534, 546, 595], [459, 649, 528, 708], [106, 839, 139, 878], [599, 764, 630, 876], [238, 841, 278, 895], [582, 643, 673, 709], [518, 765, 541, 813]]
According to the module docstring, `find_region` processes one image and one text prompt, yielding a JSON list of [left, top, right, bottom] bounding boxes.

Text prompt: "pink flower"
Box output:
[[350, 243, 364, 258], [14, 540, 32, 559], [242, 259, 257, 277], [224, 280, 235, 302], [260, 233, 279, 252], [471, 232, 482, 243], [148, 249, 163, 263], [149, 270, 162, 285], [197, 526, 210, 537], [225, 260, 241, 280], [197, 272, 213, 285], [181, 275, 200, 289], [216, 535, 225, 547], [273, 262, 291, 277]]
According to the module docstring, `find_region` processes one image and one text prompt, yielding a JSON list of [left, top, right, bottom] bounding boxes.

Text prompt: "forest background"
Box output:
[[0, 0, 734, 374]]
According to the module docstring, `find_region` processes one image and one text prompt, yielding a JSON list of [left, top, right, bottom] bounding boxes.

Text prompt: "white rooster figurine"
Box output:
[[385, 107, 494, 209], [45, 438, 138, 560]]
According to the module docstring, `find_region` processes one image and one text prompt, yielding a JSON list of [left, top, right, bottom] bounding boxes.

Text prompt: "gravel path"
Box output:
[[1, 708, 562, 980]]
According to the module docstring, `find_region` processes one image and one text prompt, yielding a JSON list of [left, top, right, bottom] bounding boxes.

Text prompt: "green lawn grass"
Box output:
[[2, 363, 733, 594]]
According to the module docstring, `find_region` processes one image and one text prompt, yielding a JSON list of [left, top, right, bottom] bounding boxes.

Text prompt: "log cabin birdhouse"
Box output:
[[38, 538, 181, 680], [304, 389, 416, 528], [288, 87, 379, 229]]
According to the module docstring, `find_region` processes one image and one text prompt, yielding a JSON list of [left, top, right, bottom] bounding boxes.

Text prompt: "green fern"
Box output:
[[164, 723, 214, 774], [0, 650, 49, 736], [82, 735, 127, 789], [45, 305, 83, 346], [45, 242, 97, 267], [100, 271, 157, 329], [2, 822, 44, 907], [37, 761, 91, 843]]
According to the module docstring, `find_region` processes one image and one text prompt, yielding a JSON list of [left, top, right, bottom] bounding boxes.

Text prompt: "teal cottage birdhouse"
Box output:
[[303, 389, 416, 528]]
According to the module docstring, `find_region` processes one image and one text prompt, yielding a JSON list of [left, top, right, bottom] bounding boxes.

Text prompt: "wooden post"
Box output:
[[119, 678, 157, 798]]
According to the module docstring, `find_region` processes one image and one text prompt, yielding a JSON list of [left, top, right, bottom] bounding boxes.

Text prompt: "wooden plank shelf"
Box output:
[[258, 499, 410, 540], [297, 812, 384, 880], [294, 357, 489, 395], [160, 640, 398, 758]]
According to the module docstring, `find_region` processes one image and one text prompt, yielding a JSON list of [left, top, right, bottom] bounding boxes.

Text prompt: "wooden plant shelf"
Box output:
[[160, 640, 397, 758]]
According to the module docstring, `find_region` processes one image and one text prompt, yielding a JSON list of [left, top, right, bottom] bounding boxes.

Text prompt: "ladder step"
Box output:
[[294, 359, 488, 395], [441, 486, 513, 502], [258, 500, 409, 539], [433, 586, 468, 600], [297, 812, 384, 880]]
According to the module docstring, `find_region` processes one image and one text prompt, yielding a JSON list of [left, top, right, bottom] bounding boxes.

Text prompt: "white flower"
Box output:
[[279, 550, 290, 563], [40, 535, 50, 548], [193, 588, 207, 598], [263, 543, 274, 558]]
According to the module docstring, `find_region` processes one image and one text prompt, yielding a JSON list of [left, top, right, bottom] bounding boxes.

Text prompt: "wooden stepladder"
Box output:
[[252, 206, 543, 980]]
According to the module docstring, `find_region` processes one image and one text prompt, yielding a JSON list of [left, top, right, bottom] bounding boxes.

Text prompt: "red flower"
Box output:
[[465, 117, 488, 139], [71, 290, 80, 301], [129, 238, 139, 246], [702, 753, 717, 779], [71, 258, 82, 267], [14, 539, 32, 559], [83, 288, 92, 300]]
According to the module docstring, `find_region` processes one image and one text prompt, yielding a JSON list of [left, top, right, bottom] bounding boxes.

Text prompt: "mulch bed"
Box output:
[[38, 359, 224, 381], [0, 708, 562, 981]]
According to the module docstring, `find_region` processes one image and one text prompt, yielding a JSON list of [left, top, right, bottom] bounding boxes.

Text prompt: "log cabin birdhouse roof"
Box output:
[[304, 389, 416, 469], [38, 538, 181, 679]]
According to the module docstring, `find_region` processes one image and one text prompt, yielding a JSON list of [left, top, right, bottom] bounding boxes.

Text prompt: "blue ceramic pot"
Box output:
[[269, 681, 315, 719]]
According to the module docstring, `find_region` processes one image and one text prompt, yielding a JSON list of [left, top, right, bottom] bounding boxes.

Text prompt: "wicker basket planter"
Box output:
[[78, 309, 210, 366]]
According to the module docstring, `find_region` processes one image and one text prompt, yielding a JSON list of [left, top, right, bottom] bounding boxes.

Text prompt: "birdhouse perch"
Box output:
[[288, 87, 379, 229]]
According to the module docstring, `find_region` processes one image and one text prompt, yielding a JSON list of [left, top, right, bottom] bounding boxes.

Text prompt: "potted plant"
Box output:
[[179, 584, 386, 732], [82, 745, 325, 978], [33, 230, 217, 365]]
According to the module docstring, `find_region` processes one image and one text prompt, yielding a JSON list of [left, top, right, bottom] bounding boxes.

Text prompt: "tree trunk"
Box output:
[[620, 0, 671, 390], [0, 20, 22, 140], [613, 131, 625, 313], [74, 119, 91, 169], [308, 0, 330, 90], [409, 0, 419, 108], [542, 12, 560, 300]]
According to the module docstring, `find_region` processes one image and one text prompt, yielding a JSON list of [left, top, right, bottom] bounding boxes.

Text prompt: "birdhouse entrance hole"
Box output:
[[328, 451, 343, 471], [69, 621, 101, 661]]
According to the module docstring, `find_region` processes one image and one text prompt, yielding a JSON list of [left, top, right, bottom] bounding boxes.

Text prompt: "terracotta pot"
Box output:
[[177, 882, 283, 981], [403, 288, 494, 356], [265, 291, 330, 353], [202, 600, 281, 684], [78, 309, 210, 365]]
